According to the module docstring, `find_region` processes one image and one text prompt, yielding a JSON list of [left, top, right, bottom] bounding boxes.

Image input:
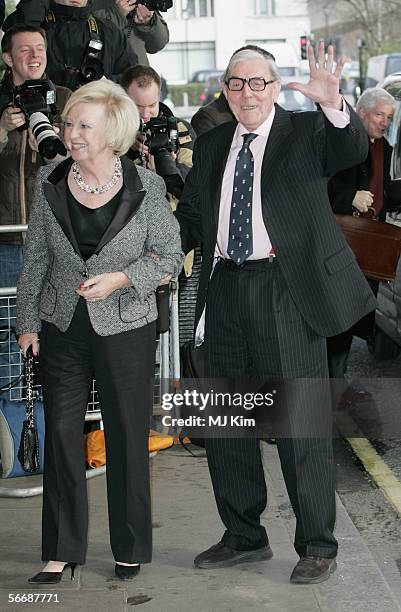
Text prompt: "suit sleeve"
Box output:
[[175, 140, 203, 254], [328, 173, 357, 215], [319, 103, 369, 177], [16, 171, 50, 334], [122, 173, 184, 301]]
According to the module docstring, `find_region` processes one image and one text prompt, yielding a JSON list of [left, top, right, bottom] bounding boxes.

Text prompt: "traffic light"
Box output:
[[300, 36, 308, 60]]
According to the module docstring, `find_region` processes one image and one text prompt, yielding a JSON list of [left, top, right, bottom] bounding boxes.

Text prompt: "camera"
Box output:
[[141, 115, 179, 178], [133, 0, 173, 11], [12, 79, 56, 121], [29, 112, 67, 160], [64, 40, 104, 91], [10, 79, 67, 159]]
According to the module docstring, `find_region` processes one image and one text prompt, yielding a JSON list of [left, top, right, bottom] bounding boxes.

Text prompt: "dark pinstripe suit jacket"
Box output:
[[176, 103, 376, 338]]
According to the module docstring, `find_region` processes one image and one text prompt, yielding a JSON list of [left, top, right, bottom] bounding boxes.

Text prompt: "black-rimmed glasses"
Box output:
[[225, 77, 277, 92]]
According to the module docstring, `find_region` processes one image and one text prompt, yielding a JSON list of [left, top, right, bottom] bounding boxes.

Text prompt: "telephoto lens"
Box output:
[[29, 112, 67, 159]]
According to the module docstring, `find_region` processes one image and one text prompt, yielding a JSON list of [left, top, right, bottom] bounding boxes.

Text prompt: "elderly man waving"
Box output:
[[175, 42, 374, 585]]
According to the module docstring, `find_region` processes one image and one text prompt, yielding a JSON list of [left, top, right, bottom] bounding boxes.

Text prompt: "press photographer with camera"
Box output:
[[122, 65, 197, 343], [121, 65, 195, 203], [3, 0, 138, 91], [92, 0, 170, 65], [0, 24, 70, 287]]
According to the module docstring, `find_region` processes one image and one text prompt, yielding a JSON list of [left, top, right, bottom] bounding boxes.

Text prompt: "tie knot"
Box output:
[[242, 133, 258, 146]]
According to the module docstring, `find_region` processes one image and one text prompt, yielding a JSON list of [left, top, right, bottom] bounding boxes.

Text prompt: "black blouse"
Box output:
[[67, 184, 122, 260]]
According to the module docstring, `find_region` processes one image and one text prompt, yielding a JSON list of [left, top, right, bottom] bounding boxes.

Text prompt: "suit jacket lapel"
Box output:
[[261, 105, 294, 218], [43, 157, 81, 256], [94, 156, 145, 254], [210, 121, 237, 227], [43, 155, 146, 257]]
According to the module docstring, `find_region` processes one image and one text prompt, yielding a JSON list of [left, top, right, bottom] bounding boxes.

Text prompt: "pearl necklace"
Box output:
[[72, 157, 122, 195]]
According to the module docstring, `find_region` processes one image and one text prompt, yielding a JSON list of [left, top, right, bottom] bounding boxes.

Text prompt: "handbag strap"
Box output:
[[24, 348, 35, 427]]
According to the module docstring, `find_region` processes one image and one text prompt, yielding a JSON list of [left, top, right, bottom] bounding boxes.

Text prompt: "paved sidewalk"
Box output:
[[0, 443, 399, 612]]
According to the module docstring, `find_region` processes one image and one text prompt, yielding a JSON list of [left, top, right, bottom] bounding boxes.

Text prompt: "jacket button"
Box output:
[[82, 270, 89, 278]]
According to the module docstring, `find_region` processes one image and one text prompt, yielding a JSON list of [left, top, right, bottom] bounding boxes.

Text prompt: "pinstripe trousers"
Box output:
[[204, 257, 337, 559]]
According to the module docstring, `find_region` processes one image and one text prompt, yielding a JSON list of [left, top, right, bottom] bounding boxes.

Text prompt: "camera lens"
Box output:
[[29, 112, 67, 159]]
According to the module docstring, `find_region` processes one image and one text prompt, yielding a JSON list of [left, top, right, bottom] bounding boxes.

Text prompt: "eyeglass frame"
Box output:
[[225, 76, 278, 92]]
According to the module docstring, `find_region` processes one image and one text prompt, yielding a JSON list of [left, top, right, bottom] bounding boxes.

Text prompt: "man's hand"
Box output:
[[76, 272, 132, 301], [133, 4, 154, 24], [27, 128, 39, 152], [115, 0, 137, 17], [352, 190, 374, 213], [287, 41, 347, 109], [0, 106, 26, 134]]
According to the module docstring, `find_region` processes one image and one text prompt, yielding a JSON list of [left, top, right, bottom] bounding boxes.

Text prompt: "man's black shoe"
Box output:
[[194, 541, 273, 569], [290, 556, 337, 584]]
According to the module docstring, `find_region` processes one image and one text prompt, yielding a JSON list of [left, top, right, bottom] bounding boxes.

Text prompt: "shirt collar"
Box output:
[[233, 106, 276, 148]]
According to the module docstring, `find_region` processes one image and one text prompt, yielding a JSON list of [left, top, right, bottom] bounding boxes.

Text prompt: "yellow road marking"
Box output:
[[346, 436, 401, 517]]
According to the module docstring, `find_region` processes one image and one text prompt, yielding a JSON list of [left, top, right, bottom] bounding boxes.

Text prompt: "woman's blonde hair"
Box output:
[[62, 79, 140, 156]]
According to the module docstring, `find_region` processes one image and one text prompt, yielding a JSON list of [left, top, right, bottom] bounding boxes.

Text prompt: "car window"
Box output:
[[387, 57, 401, 76], [278, 88, 315, 112]]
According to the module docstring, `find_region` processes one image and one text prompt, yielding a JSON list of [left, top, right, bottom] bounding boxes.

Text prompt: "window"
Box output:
[[183, 0, 214, 18], [151, 42, 216, 82], [254, 0, 275, 16]]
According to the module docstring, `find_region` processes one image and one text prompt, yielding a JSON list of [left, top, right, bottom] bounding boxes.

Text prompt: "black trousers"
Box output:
[[39, 299, 156, 565], [204, 258, 337, 559]]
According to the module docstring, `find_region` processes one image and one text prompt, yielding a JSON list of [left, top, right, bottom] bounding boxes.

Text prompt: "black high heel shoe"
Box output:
[[28, 562, 77, 584], [114, 563, 141, 580]]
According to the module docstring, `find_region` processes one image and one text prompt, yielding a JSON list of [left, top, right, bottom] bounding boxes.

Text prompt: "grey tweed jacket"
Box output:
[[16, 156, 184, 336]]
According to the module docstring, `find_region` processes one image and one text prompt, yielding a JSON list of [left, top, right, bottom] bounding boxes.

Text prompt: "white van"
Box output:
[[248, 41, 301, 77], [365, 53, 401, 88]]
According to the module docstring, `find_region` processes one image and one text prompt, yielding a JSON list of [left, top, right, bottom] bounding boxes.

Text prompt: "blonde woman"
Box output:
[[17, 79, 183, 583]]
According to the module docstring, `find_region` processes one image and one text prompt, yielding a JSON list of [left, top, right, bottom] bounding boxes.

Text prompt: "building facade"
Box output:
[[151, 0, 310, 82]]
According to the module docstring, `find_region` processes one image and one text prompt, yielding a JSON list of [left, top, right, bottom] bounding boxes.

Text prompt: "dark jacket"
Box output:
[[3, 0, 138, 89], [176, 104, 375, 339], [0, 74, 71, 245], [328, 137, 398, 220], [191, 92, 235, 137], [0, 0, 5, 28], [92, 0, 169, 65]]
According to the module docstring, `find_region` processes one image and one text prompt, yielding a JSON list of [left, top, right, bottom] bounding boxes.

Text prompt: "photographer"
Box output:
[[92, 0, 169, 65], [122, 65, 197, 343], [121, 65, 195, 203], [0, 24, 70, 286], [3, 0, 138, 91]]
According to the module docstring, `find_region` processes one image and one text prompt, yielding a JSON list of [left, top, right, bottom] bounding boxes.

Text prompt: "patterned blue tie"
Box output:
[[227, 133, 258, 265]]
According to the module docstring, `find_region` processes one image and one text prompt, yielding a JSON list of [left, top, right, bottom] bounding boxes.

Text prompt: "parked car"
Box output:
[[278, 76, 316, 112], [190, 69, 223, 84], [368, 73, 401, 359], [199, 74, 223, 105], [365, 53, 401, 89], [340, 61, 360, 95], [277, 86, 315, 112]]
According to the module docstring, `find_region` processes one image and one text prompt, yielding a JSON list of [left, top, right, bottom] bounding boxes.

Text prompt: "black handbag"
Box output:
[[180, 340, 207, 378], [17, 347, 40, 473], [180, 341, 207, 450]]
